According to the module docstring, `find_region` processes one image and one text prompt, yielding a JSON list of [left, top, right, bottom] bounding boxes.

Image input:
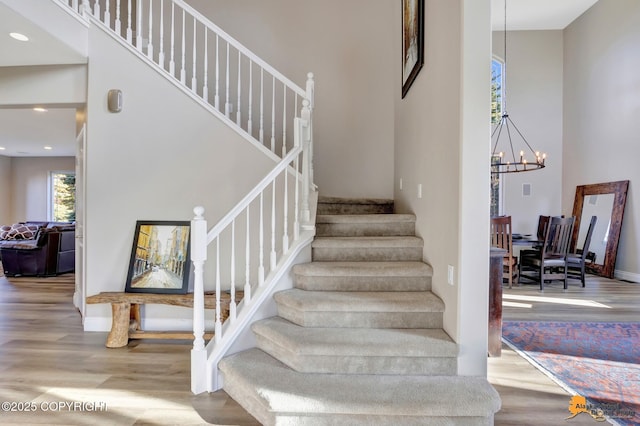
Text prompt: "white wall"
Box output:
[[492, 30, 564, 235], [186, 0, 396, 200], [563, 0, 640, 279], [394, 0, 491, 376], [0, 156, 11, 224], [8, 156, 75, 222], [0, 65, 86, 106], [84, 26, 277, 329]]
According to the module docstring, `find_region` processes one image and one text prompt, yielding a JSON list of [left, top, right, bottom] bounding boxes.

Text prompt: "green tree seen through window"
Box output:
[[52, 172, 76, 222]]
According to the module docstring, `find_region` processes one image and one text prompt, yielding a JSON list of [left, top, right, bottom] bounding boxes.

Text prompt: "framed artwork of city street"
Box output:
[[402, 0, 424, 98], [125, 221, 191, 294]]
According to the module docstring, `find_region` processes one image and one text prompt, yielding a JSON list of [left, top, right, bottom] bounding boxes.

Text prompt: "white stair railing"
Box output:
[[191, 101, 315, 393], [53, 0, 312, 159], [53, 0, 317, 394]]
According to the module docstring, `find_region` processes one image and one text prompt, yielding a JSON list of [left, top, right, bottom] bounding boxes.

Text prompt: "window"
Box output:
[[49, 171, 76, 222], [490, 58, 504, 217]]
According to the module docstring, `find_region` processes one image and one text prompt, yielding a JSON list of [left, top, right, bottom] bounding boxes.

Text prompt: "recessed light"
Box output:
[[33, 107, 48, 112], [44, 146, 53, 150], [9, 32, 29, 42], [0, 147, 5, 151]]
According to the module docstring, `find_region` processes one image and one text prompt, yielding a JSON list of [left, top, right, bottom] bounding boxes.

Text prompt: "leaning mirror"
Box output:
[[571, 180, 629, 278]]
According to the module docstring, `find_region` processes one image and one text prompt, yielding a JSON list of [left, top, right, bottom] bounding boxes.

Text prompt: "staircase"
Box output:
[[219, 197, 501, 425]]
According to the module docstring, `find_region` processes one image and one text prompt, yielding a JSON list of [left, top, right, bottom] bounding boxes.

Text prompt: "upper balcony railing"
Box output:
[[55, 0, 314, 160]]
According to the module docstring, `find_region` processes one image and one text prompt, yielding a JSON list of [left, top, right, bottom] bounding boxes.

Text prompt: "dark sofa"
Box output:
[[0, 221, 75, 277]]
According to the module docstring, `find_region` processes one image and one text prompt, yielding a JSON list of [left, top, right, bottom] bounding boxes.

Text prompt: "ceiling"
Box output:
[[0, 0, 599, 158]]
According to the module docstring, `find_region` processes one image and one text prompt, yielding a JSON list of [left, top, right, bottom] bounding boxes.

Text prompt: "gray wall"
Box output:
[[563, 0, 639, 280], [492, 31, 564, 235], [187, 0, 396, 200], [84, 25, 277, 329], [0, 156, 11, 224]]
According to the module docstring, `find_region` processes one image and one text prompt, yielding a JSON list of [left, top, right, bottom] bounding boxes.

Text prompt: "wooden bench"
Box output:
[[86, 291, 242, 348]]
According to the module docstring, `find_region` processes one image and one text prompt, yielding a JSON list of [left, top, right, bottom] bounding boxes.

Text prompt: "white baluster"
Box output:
[[282, 85, 287, 156], [191, 206, 207, 352], [158, 0, 165, 69], [229, 220, 237, 321], [236, 51, 242, 126], [270, 181, 277, 270], [203, 28, 209, 103], [271, 76, 276, 152], [214, 35, 220, 110], [147, 0, 153, 60], [136, 0, 142, 51], [259, 69, 264, 143], [104, 0, 110, 26], [126, 0, 132, 43], [93, 0, 100, 19], [306, 73, 315, 185], [247, 61, 253, 134], [191, 20, 197, 92], [169, 2, 175, 76], [72, 0, 78, 13], [258, 192, 265, 286], [282, 167, 289, 254], [293, 129, 300, 241], [244, 209, 251, 304], [180, 9, 186, 84], [214, 238, 222, 341], [301, 100, 311, 226], [115, 0, 121, 35], [81, 0, 90, 17], [225, 44, 231, 117]]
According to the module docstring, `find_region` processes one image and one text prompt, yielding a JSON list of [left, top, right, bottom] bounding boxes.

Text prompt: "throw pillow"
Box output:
[[0, 225, 11, 240], [5, 223, 40, 240]]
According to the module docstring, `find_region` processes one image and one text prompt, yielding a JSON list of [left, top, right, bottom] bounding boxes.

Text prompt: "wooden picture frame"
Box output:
[[571, 180, 629, 279], [125, 221, 191, 294], [402, 0, 424, 98]]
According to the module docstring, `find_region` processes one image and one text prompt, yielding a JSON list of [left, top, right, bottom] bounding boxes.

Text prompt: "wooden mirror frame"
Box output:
[[571, 180, 629, 278]]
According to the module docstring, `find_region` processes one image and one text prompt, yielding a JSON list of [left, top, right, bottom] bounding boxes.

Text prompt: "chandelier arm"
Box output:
[[505, 115, 539, 157]]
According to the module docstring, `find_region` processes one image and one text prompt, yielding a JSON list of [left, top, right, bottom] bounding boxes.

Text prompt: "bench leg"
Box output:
[[106, 302, 131, 348]]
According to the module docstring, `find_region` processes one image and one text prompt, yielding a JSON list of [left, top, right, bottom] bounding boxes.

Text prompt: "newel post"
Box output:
[[191, 206, 208, 394], [305, 72, 315, 186], [300, 99, 312, 228]]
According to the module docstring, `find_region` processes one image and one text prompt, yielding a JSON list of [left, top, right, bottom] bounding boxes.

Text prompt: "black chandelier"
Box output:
[[491, 0, 546, 174]]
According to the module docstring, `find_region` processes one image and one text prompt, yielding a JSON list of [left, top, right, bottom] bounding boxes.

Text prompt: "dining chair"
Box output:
[[518, 216, 575, 290], [567, 215, 597, 287], [490, 216, 518, 288]]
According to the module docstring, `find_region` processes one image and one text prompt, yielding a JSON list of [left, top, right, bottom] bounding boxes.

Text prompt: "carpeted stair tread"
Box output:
[[316, 214, 416, 237], [317, 197, 394, 215], [312, 236, 423, 248], [293, 261, 432, 291], [318, 196, 394, 206], [316, 214, 416, 224], [253, 317, 457, 357], [274, 288, 444, 312], [312, 236, 424, 262], [220, 348, 501, 423]]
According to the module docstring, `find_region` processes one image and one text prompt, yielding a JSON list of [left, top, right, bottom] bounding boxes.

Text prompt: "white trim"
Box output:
[[614, 269, 640, 283]]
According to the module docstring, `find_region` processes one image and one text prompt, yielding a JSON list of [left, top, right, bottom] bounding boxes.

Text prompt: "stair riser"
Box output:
[[269, 414, 495, 426], [312, 247, 423, 262], [255, 335, 456, 375], [316, 222, 415, 237], [317, 204, 393, 215], [294, 275, 431, 292], [277, 306, 443, 329]]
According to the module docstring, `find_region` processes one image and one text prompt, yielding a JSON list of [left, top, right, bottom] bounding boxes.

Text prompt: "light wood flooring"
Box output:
[[0, 268, 638, 425]]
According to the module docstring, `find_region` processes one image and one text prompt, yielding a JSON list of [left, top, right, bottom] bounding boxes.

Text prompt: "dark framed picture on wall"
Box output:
[[402, 0, 424, 98], [124, 221, 191, 294]]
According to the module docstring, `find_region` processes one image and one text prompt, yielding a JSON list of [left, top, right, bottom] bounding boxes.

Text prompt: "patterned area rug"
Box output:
[[502, 321, 640, 425]]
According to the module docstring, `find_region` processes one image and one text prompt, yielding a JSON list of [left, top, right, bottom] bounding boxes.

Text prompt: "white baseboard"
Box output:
[[614, 269, 640, 283]]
